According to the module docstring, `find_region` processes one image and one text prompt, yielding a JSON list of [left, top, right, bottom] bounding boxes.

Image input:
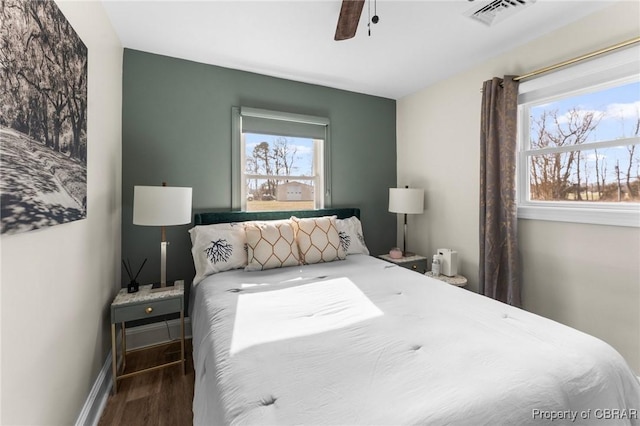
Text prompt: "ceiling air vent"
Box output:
[[465, 0, 537, 27]]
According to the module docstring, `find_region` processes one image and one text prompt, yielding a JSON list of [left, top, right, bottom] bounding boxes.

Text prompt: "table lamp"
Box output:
[[133, 182, 192, 291], [389, 185, 424, 257]]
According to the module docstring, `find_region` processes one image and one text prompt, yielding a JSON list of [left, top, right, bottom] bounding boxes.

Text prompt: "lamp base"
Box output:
[[150, 282, 176, 292], [402, 251, 416, 258]]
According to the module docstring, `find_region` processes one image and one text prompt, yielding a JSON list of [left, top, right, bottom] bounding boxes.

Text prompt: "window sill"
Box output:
[[518, 205, 640, 228]]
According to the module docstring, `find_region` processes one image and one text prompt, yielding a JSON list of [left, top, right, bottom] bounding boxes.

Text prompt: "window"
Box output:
[[517, 46, 640, 227], [232, 107, 330, 211]]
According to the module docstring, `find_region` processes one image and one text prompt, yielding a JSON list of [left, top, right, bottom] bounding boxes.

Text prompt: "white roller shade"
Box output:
[[240, 107, 328, 139]]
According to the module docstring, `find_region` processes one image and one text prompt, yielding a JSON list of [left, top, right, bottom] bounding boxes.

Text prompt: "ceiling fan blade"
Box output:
[[334, 0, 365, 41]]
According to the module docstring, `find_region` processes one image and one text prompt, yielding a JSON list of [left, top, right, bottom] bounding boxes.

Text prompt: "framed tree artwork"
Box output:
[[0, 0, 88, 235]]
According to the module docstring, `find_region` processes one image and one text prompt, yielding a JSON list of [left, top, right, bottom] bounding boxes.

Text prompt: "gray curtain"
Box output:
[[479, 76, 521, 307]]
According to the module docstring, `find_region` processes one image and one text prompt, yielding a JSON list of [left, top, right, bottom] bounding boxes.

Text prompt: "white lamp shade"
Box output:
[[133, 186, 193, 226], [389, 187, 424, 214]]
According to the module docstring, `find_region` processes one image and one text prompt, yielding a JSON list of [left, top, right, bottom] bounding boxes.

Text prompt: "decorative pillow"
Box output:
[[292, 216, 346, 264], [245, 221, 300, 271], [188, 222, 245, 246], [189, 226, 247, 285], [336, 216, 370, 255]]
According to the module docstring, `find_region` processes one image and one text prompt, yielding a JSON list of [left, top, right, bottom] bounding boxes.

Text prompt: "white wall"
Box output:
[[0, 1, 122, 424], [397, 2, 640, 373]]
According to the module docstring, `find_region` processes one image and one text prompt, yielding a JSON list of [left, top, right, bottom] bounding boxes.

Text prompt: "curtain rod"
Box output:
[[480, 36, 640, 91], [513, 36, 640, 82]]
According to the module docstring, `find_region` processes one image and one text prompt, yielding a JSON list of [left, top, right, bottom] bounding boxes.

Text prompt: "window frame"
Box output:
[[231, 107, 331, 211], [516, 47, 640, 228]]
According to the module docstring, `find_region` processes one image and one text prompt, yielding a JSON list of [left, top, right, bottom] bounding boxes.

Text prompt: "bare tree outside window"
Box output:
[[526, 81, 640, 203]]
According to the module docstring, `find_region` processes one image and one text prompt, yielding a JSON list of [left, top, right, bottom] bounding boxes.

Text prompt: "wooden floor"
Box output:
[[98, 340, 194, 426]]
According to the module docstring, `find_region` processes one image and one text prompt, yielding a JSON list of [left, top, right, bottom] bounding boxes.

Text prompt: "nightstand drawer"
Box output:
[[378, 254, 428, 274], [112, 297, 182, 323], [403, 259, 427, 274]]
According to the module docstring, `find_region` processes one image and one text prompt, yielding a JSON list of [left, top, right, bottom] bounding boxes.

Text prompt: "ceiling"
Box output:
[[101, 0, 617, 100]]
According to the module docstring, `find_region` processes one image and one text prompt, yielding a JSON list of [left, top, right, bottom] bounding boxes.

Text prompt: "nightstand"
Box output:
[[425, 271, 468, 287], [110, 283, 185, 394], [378, 253, 428, 273]]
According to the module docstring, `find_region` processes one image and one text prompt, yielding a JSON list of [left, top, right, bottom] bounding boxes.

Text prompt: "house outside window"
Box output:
[[517, 46, 640, 227], [232, 107, 330, 212]]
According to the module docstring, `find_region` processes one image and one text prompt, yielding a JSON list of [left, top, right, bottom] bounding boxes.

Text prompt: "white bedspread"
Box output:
[[191, 255, 640, 425]]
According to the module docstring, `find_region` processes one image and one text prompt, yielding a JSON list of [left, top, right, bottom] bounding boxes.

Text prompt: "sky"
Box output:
[[530, 80, 640, 142]]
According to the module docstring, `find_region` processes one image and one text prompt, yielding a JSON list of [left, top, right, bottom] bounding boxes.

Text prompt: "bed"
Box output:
[[189, 209, 640, 425]]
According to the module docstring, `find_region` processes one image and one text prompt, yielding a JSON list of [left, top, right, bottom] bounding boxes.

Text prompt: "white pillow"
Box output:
[[189, 222, 244, 245], [336, 216, 369, 255], [245, 221, 300, 271], [189, 226, 247, 285]]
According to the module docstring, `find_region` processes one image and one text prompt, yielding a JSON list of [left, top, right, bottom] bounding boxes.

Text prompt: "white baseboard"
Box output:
[[74, 351, 113, 426], [75, 318, 192, 425]]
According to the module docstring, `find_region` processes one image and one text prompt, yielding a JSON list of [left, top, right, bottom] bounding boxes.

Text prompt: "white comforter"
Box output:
[[190, 255, 640, 425]]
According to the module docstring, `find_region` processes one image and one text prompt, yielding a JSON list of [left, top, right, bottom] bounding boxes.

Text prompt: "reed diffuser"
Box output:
[[122, 258, 146, 293]]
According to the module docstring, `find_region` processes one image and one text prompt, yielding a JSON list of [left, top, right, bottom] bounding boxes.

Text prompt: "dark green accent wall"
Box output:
[[122, 49, 397, 289]]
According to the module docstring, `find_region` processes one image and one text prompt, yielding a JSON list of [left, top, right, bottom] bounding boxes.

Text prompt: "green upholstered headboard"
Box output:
[[194, 208, 360, 225]]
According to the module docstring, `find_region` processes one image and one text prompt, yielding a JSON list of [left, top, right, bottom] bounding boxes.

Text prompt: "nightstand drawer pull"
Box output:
[[145, 307, 153, 314]]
